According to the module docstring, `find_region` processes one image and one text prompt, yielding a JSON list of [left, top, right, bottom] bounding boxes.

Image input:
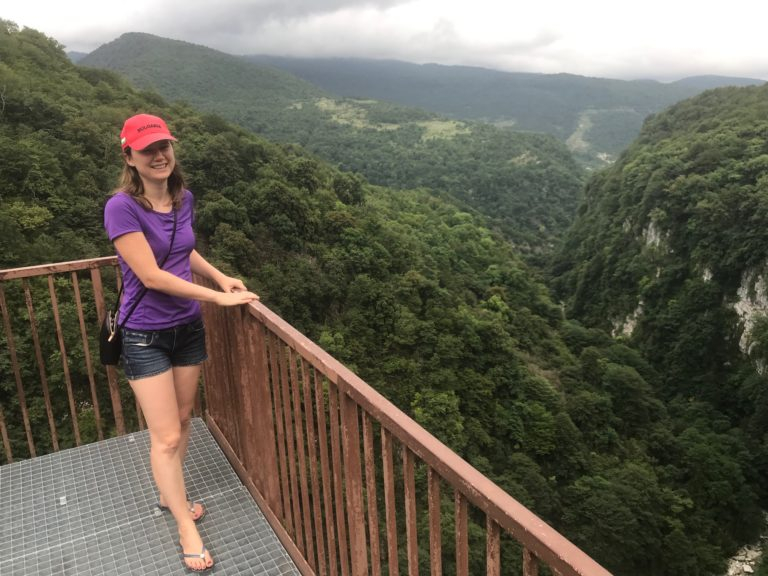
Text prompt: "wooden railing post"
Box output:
[[455, 492, 469, 576], [0, 405, 12, 463], [0, 283, 35, 458], [428, 468, 442, 576], [340, 392, 368, 576], [523, 548, 540, 576], [487, 518, 501, 576], [23, 279, 59, 451]]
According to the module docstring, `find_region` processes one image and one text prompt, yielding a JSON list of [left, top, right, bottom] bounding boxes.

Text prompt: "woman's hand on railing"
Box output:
[[213, 290, 260, 307], [213, 275, 260, 306]]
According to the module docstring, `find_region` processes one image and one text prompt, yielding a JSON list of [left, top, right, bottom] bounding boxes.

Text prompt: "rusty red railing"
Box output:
[[0, 258, 612, 576], [0, 256, 126, 460]]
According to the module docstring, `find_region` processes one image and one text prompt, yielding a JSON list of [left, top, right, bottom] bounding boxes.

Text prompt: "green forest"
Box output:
[[3, 19, 768, 575]]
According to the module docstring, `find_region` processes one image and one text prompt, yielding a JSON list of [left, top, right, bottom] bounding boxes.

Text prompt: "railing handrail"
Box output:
[[0, 256, 118, 281], [245, 300, 612, 576]]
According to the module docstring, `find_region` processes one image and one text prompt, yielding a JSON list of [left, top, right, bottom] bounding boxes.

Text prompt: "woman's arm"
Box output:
[[113, 232, 258, 306]]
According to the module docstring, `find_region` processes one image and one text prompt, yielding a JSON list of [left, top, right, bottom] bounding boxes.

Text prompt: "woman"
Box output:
[[104, 113, 258, 572]]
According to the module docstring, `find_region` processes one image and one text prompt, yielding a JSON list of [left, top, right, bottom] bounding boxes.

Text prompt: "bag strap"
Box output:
[[110, 207, 178, 333]]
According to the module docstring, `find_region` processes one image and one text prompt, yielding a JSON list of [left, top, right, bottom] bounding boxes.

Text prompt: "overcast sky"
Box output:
[[5, 0, 768, 81]]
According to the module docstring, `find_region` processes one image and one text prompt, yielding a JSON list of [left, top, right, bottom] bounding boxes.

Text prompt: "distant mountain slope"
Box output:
[[671, 75, 764, 90], [79, 33, 586, 253], [246, 55, 764, 166], [80, 33, 326, 114], [67, 50, 88, 63]]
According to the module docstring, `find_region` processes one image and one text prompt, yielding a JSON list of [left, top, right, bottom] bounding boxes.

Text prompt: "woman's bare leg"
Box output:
[[131, 369, 213, 570], [161, 364, 205, 518], [173, 364, 202, 463], [156, 364, 205, 519]]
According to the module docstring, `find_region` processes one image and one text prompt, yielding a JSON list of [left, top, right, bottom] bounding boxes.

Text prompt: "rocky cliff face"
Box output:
[[727, 543, 763, 575], [726, 513, 768, 575], [733, 269, 768, 357]]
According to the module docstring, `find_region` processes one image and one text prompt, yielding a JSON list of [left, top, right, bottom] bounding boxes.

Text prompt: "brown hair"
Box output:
[[113, 146, 186, 210]]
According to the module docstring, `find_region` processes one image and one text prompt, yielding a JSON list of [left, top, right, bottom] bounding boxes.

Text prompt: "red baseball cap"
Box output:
[[120, 113, 177, 151]]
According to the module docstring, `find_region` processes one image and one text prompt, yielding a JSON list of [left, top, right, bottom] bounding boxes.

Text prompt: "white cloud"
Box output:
[[4, 0, 768, 80]]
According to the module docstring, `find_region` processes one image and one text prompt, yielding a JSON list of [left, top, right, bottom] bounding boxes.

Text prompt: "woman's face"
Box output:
[[125, 140, 176, 185]]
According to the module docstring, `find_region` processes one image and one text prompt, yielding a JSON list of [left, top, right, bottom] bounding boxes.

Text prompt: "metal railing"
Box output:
[[0, 256, 126, 460], [0, 258, 612, 576]]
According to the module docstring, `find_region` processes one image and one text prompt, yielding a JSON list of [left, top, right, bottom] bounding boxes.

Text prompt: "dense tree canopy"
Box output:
[[553, 84, 768, 570]]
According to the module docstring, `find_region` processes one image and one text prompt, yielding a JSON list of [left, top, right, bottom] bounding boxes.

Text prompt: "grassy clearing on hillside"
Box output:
[[315, 97, 400, 130], [416, 119, 470, 140]]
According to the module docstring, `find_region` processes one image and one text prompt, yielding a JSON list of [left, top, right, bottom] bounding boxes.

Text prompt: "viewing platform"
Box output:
[[1, 418, 298, 575], [0, 257, 613, 575]]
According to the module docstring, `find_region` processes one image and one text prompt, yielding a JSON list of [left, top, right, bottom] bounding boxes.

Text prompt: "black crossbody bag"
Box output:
[[99, 209, 178, 366]]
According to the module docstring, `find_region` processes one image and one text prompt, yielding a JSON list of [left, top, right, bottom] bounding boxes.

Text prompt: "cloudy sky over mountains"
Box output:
[[5, 0, 768, 81]]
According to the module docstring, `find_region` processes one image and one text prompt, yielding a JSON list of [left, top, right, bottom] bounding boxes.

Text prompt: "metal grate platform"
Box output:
[[0, 418, 300, 575]]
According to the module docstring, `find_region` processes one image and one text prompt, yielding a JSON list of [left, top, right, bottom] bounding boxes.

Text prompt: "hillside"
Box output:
[[246, 55, 765, 167], [79, 33, 586, 255], [551, 83, 768, 564], [4, 19, 768, 575]]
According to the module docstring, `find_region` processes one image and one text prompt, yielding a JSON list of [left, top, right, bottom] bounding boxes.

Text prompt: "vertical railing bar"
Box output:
[[136, 400, 145, 431], [23, 279, 59, 451], [268, 331, 292, 526], [428, 467, 442, 576], [48, 275, 81, 446], [486, 517, 500, 576], [340, 393, 368, 576], [290, 348, 314, 561], [278, 338, 302, 541], [329, 384, 351, 576], [301, 360, 327, 576], [455, 491, 469, 576], [71, 272, 104, 441], [522, 548, 540, 576], [362, 412, 382, 576], [0, 404, 12, 463], [0, 283, 36, 457], [315, 375, 339, 576], [382, 429, 399, 576], [90, 267, 125, 436], [193, 373, 204, 417], [403, 446, 419, 576], [245, 317, 282, 513]]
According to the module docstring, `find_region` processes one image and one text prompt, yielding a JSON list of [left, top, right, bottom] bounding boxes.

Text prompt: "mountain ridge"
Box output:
[[76, 36, 765, 169], [244, 54, 765, 166]]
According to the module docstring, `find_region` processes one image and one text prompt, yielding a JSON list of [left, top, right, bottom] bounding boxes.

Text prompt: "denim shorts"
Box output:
[[121, 318, 208, 380]]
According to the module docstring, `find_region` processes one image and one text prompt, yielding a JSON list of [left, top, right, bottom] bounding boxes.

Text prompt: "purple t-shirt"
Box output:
[[104, 190, 201, 330]]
